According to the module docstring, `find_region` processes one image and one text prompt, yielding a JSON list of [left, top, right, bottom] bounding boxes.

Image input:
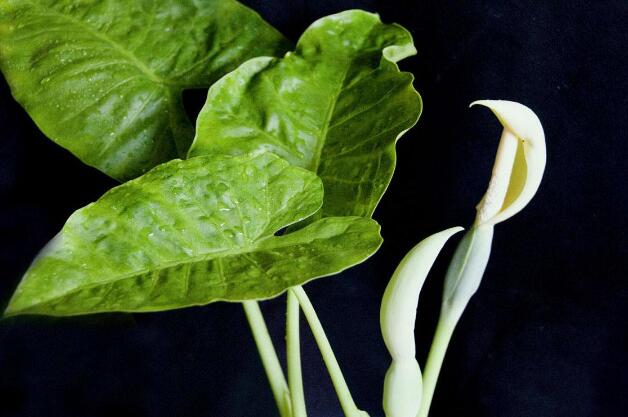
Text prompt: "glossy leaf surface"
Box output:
[[6, 153, 382, 316], [0, 0, 290, 180], [189, 10, 422, 218]]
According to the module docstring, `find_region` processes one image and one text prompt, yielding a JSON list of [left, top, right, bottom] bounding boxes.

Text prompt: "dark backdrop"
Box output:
[[1, 1, 626, 416]]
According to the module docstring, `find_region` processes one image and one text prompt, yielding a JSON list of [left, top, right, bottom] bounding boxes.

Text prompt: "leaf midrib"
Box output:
[[28, 0, 171, 87], [15, 224, 337, 313], [308, 64, 351, 172]]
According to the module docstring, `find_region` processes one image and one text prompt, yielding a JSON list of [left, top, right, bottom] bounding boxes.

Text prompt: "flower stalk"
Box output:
[[379, 100, 546, 417]]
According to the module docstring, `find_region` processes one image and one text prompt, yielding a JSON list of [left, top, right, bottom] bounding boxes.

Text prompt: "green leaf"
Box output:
[[0, 0, 290, 181], [5, 153, 382, 316], [188, 10, 422, 218]]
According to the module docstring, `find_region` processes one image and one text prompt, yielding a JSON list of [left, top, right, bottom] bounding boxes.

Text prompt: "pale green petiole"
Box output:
[[242, 301, 292, 417], [291, 286, 369, 417], [415, 311, 457, 417], [287, 290, 308, 417]]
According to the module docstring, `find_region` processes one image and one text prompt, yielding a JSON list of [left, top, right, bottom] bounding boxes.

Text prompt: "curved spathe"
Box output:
[[471, 100, 546, 226]]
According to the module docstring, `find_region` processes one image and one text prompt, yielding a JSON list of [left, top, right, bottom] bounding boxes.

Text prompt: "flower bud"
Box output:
[[383, 359, 422, 417], [381, 227, 464, 360], [380, 227, 463, 417]]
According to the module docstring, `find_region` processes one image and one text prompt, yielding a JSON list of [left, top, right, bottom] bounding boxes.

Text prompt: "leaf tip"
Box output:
[[3, 302, 23, 319]]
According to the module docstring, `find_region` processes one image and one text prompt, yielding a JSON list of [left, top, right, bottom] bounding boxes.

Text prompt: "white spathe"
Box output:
[[471, 100, 546, 226], [380, 227, 462, 417], [380, 100, 546, 417], [380, 227, 463, 360]]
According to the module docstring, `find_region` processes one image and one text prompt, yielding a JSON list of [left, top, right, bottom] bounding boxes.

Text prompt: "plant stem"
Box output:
[[416, 311, 460, 417], [419, 225, 493, 417], [287, 290, 307, 417], [291, 286, 367, 417], [242, 300, 292, 417]]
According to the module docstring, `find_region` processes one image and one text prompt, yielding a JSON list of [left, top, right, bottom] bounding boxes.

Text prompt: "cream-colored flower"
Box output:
[[380, 227, 463, 417], [380, 100, 546, 417], [471, 100, 546, 226]]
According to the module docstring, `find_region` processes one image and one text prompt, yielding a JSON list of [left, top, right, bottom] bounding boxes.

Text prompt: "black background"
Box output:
[[1, 1, 627, 416]]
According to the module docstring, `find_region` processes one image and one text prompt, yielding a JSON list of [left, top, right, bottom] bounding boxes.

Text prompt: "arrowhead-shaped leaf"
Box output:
[[0, 0, 290, 180], [5, 153, 382, 316], [189, 10, 422, 218]]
